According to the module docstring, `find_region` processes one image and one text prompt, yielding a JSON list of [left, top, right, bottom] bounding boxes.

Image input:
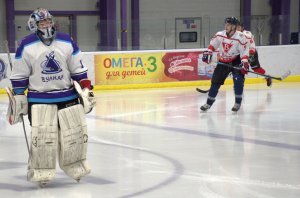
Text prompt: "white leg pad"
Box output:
[[28, 104, 58, 183], [27, 169, 56, 183], [61, 159, 91, 181], [58, 104, 91, 180]]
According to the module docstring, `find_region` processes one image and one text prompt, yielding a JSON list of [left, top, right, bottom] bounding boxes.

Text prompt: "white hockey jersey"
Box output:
[[207, 30, 249, 63], [241, 30, 256, 54], [10, 32, 88, 103]]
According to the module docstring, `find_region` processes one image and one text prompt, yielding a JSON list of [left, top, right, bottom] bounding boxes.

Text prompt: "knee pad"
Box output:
[[58, 104, 90, 180], [28, 104, 58, 182]]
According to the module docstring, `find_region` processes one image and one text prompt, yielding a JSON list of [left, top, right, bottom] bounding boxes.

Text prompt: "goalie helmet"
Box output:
[[224, 17, 239, 25], [27, 8, 56, 39]]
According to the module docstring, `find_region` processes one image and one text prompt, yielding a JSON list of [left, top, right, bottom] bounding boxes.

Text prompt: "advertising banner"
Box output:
[[0, 58, 7, 82], [95, 52, 170, 85], [162, 51, 216, 81], [94, 50, 217, 85]]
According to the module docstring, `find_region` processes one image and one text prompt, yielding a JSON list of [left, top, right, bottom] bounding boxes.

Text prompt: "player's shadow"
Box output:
[[0, 169, 114, 191]]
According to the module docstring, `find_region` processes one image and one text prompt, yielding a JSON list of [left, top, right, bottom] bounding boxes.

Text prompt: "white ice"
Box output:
[[0, 82, 300, 198]]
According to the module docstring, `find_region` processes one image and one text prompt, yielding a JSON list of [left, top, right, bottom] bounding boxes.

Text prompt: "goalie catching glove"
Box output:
[[6, 87, 28, 125], [74, 79, 96, 114]]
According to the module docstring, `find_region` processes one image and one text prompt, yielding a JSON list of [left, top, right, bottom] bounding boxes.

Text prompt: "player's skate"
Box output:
[[231, 103, 241, 112], [200, 104, 211, 111], [266, 77, 272, 87]]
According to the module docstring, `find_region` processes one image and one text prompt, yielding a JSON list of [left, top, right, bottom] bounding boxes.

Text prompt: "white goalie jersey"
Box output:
[[10, 32, 89, 104], [207, 30, 249, 63]]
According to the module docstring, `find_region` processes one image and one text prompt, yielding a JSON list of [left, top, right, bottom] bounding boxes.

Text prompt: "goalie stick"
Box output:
[[4, 40, 30, 155], [3, 40, 13, 70], [6, 87, 30, 154]]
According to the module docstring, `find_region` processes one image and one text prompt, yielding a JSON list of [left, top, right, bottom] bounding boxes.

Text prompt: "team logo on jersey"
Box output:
[[41, 51, 62, 74], [0, 58, 7, 82], [222, 42, 233, 53]]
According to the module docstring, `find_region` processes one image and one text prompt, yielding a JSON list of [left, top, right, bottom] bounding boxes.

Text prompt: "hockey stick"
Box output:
[[3, 40, 13, 70], [218, 62, 291, 81], [196, 88, 210, 93], [195, 61, 291, 94], [21, 114, 30, 154], [4, 40, 30, 155]]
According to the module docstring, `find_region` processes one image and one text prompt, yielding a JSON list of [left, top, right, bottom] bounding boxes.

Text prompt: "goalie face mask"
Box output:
[[37, 22, 55, 39], [28, 8, 56, 39]]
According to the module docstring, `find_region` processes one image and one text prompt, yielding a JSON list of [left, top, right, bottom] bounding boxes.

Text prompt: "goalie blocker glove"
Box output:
[[6, 87, 28, 125], [74, 79, 96, 114]]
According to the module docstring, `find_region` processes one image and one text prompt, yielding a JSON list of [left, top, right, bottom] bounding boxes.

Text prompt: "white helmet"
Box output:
[[27, 8, 55, 39]]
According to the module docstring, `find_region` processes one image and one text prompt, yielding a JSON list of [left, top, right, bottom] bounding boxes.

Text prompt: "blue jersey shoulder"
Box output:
[[15, 33, 40, 59], [55, 32, 80, 55], [55, 32, 73, 42]]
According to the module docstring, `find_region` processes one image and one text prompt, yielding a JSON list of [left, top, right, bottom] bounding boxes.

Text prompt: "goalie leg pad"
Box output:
[[60, 159, 91, 182], [58, 104, 91, 180], [28, 104, 58, 183], [27, 169, 56, 184]]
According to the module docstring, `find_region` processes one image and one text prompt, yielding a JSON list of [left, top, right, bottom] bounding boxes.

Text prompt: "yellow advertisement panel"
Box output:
[[95, 52, 174, 85]]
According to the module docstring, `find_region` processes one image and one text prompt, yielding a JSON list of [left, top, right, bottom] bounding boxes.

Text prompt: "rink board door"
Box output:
[[175, 17, 201, 49]]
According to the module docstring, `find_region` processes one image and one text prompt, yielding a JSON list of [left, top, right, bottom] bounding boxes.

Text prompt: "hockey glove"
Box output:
[[202, 50, 213, 64], [240, 61, 250, 75], [249, 54, 255, 64], [6, 87, 28, 125], [74, 80, 96, 114]]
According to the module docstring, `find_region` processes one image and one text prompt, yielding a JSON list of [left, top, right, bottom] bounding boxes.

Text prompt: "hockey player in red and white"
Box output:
[[236, 22, 272, 87], [200, 17, 250, 112], [7, 8, 96, 187]]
